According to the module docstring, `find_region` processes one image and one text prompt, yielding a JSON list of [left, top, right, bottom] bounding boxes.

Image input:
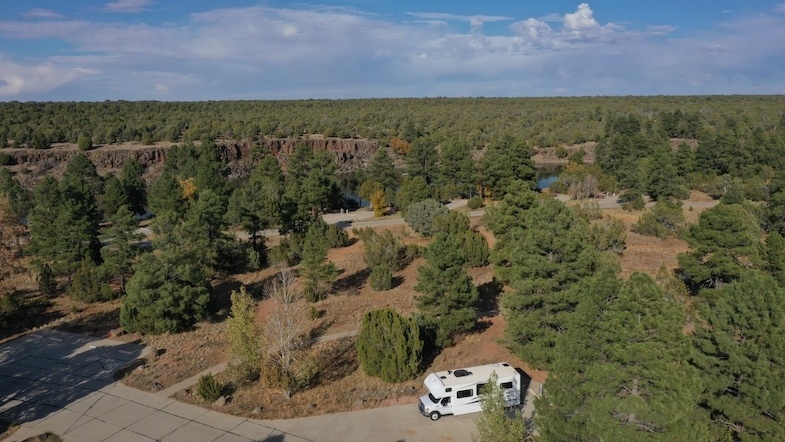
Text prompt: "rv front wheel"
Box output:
[[429, 411, 441, 421]]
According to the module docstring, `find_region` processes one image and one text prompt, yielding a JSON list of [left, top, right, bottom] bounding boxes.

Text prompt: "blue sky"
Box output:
[[0, 1, 784, 100]]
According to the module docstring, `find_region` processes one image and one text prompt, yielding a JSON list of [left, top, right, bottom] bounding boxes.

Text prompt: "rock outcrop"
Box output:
[[5, 138, 379, 186]]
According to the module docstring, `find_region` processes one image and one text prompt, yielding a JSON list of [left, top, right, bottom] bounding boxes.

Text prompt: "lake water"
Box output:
[[536, 165, 563, 189]]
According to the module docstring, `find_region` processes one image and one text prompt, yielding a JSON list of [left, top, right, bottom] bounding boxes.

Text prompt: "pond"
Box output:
[[536, 165, 564, 189]]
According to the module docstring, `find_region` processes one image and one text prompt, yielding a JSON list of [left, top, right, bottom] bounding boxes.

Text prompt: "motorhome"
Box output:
[[417, 362, 521, 421]]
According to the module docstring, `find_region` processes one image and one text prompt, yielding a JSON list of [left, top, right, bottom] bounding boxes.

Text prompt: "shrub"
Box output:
[[77, 135, 93, 151], [68, 258, 113, 302], [632, 199, 685, 238], [404, 199, 448, 237], [369, 265, 393, 291], [619, 190, 645, 211], [37, 264, 57, 296], [195, 373, 222, 402], [590, 217, 626, 255], [0, 153, 12, 166], [404, 243, 423, 262], [0, 292, 24, 332], [356, 308, 422, 383], [461, 230, 490, 267], [361, 229, 403, 271], [467, 196, 483, 210], [432, 211, 470, 236]]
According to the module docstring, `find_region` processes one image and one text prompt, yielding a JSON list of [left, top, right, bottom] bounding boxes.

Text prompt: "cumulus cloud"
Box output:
[[0, 2, 782, 99], [0, 56, 96, 97], [104, 0, 153, 13]]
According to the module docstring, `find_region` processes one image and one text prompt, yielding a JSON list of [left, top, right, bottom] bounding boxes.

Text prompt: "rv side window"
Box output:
[[500, 382, 513, 389], [457, 389, 473, 399], [477, 383, 487, 394]]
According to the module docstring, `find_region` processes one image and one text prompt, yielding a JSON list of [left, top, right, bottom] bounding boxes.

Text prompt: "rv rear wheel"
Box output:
[[429, 411, 441, 421]]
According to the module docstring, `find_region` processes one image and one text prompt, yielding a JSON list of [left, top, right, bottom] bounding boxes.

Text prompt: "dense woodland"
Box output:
[[1, 96, 785, 441]]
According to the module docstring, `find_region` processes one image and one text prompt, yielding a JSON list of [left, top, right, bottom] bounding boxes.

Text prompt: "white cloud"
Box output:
[[0, 3, 783, 99], [0, 56, 96, 97], [563, 3, 599, 31], [24, 9, 64, 19], [104, 0, 153, 13]]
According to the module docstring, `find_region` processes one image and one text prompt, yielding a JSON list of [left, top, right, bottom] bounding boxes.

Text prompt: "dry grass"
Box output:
[[10, 190, 722, 420]]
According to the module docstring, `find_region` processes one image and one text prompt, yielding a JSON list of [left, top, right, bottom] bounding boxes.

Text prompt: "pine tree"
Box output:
[[119, 157, 147, 215], [299, 224, 337, 302], [495, 197, 599, 369], [536, 271, 708, 441], [395, 176, 431, 215], [677, 203, 763, 290], [690, 271, 785, 440], [227, 154, 283, 256], [120, 252, 210, 334], [102, 175, 128, 219], [356, 308, 423, 383], [415, 233, 478, 347], [367, 148, 399, 191], [474, 371, 525, 442], [100, 204, 143, 292], [479, 135, 536, 199]]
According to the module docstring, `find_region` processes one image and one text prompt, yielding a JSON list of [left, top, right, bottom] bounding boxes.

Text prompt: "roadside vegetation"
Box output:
[[1, 95, 785, 440]]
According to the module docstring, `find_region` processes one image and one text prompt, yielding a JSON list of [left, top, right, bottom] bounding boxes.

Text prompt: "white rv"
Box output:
[[417, 362, 521, 421]]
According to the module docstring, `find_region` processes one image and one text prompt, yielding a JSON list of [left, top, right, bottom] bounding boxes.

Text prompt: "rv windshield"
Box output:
[[428, 393, 440, 403]]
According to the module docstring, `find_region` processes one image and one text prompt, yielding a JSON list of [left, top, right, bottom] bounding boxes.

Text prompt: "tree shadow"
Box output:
[[314, 337, 358, 384], [0, 294, 60, 341], [0, 329, 147, 428], [332, 268, 371, 296], [476, 277, 503, 316], [308, 318, 336, 343], [54, 306, 121, 338]]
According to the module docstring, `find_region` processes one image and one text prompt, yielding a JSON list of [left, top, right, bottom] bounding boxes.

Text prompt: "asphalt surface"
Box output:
[[0, 330, 487, 442]]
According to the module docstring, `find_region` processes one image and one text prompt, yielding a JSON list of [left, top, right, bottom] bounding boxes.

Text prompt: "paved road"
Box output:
[[0, 330, 489, 442]]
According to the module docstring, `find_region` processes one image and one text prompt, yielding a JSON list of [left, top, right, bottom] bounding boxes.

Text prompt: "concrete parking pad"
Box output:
[[1, 329, 489, 441]]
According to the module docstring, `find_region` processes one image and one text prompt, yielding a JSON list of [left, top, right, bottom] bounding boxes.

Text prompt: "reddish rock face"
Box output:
[[6, 138, 379, 186]]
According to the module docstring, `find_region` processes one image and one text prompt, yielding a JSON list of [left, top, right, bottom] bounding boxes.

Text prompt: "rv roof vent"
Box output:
[[502, 363, 510, 367], [440, 376, 447, 379], [453, 369, 471, 377]]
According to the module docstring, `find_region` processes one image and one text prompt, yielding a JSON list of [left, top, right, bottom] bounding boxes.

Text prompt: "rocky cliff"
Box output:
[[5, 138, 379, 186]]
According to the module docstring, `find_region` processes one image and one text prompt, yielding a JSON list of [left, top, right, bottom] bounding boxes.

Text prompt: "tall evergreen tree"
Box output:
[[405, 137, 438, 183], [298, 222, 338, 302], [480, 135, 536, 199], [119, 156, 147, 215], [690, 271, 785, 440], [678, 203, 764, 290], [494, 197, 600, 369], [367, 148, 399, 191], [227, 153, 283, 255], [435, 138, 476, 199], [537, 271, 707, 441], [100, 204, 143, 292], [415, 232, 478, 347], [148, 170, 187, 218], [102, 175, 129, 219]]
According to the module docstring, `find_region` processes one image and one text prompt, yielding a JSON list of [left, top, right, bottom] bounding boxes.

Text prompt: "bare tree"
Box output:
[[262, 265, 316, 398]]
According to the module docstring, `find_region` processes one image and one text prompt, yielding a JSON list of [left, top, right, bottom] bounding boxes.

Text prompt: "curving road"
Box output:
[[1, 330, 495, 442]]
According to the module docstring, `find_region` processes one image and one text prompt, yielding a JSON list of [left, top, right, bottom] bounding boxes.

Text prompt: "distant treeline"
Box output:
[[1, 96, 783, 149]]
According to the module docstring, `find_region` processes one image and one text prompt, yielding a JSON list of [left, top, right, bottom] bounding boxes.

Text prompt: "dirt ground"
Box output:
[[5, 191, 714, 420]]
